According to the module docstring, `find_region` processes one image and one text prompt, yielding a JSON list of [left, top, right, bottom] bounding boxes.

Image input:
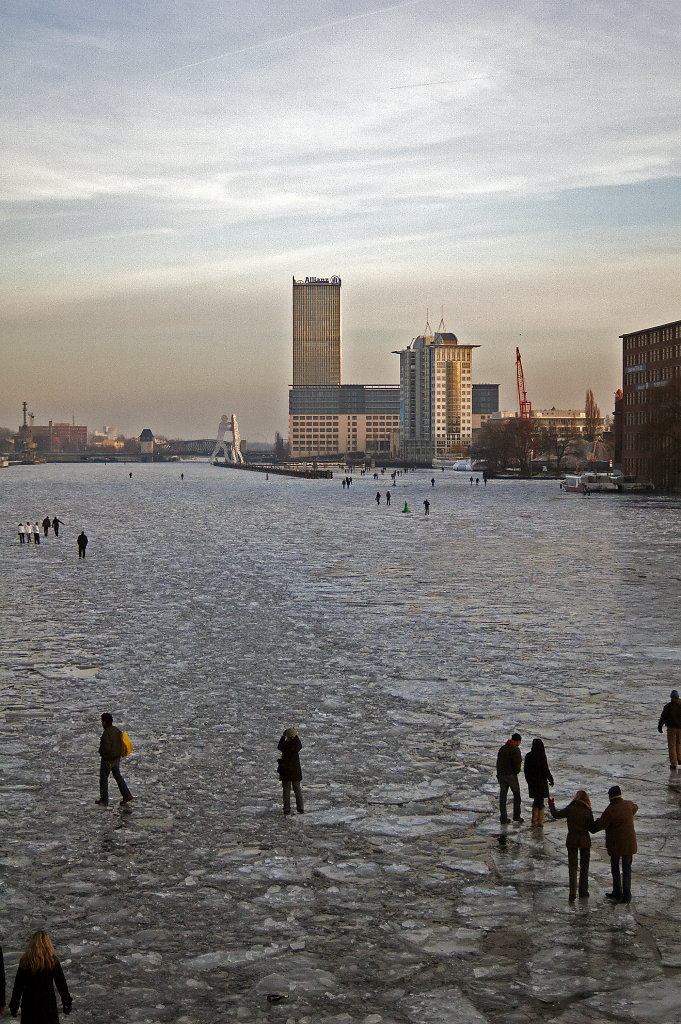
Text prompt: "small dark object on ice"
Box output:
[[266, 993, 289, 1003]]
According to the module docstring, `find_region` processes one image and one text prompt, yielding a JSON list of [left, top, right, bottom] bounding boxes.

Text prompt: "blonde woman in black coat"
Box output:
[[9, 931, 72, 1022]]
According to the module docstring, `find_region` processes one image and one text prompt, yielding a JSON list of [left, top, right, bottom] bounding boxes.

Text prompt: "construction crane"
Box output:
[[516, 347, 531, 419]]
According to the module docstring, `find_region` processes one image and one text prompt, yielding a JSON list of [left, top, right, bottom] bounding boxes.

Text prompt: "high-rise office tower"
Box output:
[[396, 320, 478, 461], [292, 276, 342, 387]]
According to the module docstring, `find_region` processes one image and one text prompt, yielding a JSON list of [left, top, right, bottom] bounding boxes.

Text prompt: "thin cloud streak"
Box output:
[[390, 77, 489, 90], [162, 0, 428, 75]]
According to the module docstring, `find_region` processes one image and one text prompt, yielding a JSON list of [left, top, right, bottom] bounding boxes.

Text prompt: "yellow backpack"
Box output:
[[120, 731, 134, 757]]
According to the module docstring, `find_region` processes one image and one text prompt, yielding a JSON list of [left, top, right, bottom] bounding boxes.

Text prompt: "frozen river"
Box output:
[[1, 461, 680, 1024]]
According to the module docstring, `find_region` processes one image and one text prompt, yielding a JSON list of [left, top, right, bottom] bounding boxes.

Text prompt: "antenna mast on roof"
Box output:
[[424, 309, 431, 335], [438, 306, 446, 332]]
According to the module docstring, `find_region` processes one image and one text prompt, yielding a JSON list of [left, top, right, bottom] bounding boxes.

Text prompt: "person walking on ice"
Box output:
[[52, 517, 64, 537], [96, 713, 134, 806], [277, 727, 304, 814], [77, 531, 88, 559], [18, 523, 25, 544], [658, 689, 681, 771], [496, 732, 524, 824]]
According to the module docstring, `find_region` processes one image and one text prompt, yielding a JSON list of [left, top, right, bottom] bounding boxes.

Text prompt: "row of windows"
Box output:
[[626, 366, 679, 387], [623, 324, 681, 349], [624, 345, 681, 366]]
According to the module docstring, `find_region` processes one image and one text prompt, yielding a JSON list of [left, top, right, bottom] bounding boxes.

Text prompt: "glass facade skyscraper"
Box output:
[[292, 276, 342, 387]]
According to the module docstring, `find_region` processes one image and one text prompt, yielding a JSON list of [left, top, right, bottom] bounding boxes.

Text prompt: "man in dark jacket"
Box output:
[[277, 727, 304, 814], [496, 733, 523, 824], [592, 785, 638, 903], [658, 689, 681, 770], [97, 713, 133, 807]]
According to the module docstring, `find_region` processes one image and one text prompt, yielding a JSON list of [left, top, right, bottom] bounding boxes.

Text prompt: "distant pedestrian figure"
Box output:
[[26, 522, 33, 543], [342, 479, 347, 489], [423, 499, 430, 516], [9, 930, 72, 1022], [386, 491, 391, 506], [277, 727, 304, 814], [470, 476, 474, 486], [52, 517, 64, 537], [523, 738, 554, 826], [77, 532, 88, 559], [592, 785, 638, 904], [18, 523, 25, 544], [431, 477, 435, 487], [33, 523, 41, 545], [129, 472, 133, 478], [402, 502, 410, 513], [658, 689, 681, 770], [96, 712, 133, 806], [548, 790, 595, 900], [476, 477, 480, 486], [42, 516, 51, 537], [376, 491, 381, 505], [496, 733, 523, 824], [180, 472, 184, 480]]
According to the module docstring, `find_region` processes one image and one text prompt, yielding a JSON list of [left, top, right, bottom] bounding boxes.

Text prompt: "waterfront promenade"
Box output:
[[1, 462, 680, 1023]]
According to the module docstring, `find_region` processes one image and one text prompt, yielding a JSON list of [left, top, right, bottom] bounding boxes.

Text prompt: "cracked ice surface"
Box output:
[[1, 462, 681, 1023]]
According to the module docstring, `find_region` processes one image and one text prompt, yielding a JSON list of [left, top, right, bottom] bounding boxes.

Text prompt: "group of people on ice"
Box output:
[[496, 688, 681, 903]]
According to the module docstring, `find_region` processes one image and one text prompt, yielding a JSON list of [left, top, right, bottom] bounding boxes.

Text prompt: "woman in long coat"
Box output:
[[523, 738, 554, 826], [548, 790, 595, 900], [277, 727, 304, 814], [10, 931, 72, 1022]]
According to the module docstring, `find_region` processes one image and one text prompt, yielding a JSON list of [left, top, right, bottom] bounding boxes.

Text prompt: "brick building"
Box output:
[[621, 318, 681, 480]]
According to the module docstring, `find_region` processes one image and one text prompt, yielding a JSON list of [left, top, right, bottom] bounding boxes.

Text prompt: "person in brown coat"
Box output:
[[548, 790, 594, 900], [591, 785, 638, 904], [658, 689, 681, 770]]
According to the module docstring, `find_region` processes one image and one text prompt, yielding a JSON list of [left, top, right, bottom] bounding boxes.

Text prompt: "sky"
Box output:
[[1, 0, 680, 441]]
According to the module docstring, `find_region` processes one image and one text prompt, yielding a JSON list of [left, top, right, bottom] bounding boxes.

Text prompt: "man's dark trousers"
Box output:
[[100, 759, 132, 803]]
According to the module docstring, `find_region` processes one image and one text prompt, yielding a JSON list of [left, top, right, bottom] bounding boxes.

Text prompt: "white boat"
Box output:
[[563, 472, 620, 494]]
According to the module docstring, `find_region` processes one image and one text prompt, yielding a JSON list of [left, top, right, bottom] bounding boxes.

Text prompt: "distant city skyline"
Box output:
[[1, 1, 679, 440]]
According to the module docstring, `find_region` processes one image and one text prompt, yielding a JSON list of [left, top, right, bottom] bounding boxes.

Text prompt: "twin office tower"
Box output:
[[289, 275, 477, 461]]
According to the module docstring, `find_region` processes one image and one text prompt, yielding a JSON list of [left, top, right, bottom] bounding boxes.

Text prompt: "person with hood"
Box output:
[[548, 790, 594, 900], [277, 727, 304, 814], [658, 689, 681, 770], [591, 785, 638, 904], [9, 930, 72, 1022], [496, 733, 523, 824], [523, 738, 554, 826], [42, 516, 51, 537]]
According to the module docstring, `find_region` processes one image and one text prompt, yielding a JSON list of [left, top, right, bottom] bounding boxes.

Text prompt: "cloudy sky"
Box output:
[[2, 0, 679, 440]]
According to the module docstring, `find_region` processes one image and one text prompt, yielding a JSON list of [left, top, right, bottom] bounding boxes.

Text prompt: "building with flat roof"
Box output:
[[289, 385, 399, 459], [621, 318, 681, 482], [292, 276, 342, 387], [32, 421, 87, 454], [472, 383, 499, 431], [396, 323, 478, 462]]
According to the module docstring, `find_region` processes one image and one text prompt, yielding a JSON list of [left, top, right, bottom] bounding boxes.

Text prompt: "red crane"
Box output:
[[516, 347, 531, 419]]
